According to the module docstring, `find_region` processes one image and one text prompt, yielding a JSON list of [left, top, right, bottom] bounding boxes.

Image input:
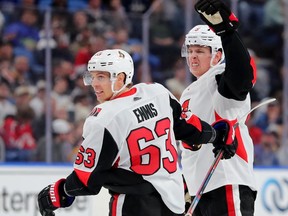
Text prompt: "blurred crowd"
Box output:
[[0, 0, 285, 165]]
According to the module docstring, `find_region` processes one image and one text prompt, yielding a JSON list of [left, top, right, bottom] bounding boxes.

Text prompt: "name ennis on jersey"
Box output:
[[133, 103, 158, 123]]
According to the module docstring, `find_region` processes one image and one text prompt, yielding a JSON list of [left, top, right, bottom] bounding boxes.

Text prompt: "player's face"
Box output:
[[186, 45, 212, 78], [90, 71, 113, 103]]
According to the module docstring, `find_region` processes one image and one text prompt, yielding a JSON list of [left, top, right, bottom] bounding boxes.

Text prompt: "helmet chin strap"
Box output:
[[210, 53, 216, 67], [210, 51, 223, 67], [110, 79, 128, 99]]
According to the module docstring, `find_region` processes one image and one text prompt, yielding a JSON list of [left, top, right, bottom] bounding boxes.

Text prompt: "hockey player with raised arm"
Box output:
[[37, 48, 237, 216], [180, 0, 257, 215]]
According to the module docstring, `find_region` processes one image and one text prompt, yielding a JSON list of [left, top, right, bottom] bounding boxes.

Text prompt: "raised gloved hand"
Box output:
[[195, 0, 239, 36], [212, 119, 237, 159], [38, 178, 75, 216]]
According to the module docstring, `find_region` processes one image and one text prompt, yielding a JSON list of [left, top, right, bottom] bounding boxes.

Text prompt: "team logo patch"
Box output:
[[118, 51, 125, 58], [90, 107, 102, 116], [181, 99, 191, 119]]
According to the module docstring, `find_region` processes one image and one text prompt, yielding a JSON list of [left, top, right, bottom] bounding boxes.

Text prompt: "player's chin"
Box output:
[[191, 71, 201, 78]]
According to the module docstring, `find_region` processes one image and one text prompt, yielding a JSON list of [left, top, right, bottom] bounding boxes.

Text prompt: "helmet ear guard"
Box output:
[[84, 49, 134, 87]]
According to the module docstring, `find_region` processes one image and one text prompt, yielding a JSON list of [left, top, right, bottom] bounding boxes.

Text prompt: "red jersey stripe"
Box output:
[[226, 185, 236, 216]]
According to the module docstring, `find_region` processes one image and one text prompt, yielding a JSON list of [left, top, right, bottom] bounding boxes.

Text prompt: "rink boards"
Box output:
[[0, 164, 287, 216]]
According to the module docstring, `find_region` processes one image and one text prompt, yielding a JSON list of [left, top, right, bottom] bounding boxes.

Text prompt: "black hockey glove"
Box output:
[[38, 178, 75, 216], [195, 0, 239, 36], [212, 119, 237, 159]]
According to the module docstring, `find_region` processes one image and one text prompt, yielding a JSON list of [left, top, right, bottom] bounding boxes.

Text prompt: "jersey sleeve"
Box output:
[[169, 95, 215, 147], [217, 31, 257, 100], [65, 119, 119, 196]]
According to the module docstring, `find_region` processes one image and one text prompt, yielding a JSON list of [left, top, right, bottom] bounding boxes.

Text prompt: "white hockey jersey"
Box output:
[[180, 63, 257, 196], [68, 82, 216, 214]]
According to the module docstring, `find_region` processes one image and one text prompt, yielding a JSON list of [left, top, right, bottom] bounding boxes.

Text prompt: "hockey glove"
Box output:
[[195, 0, 239, 36], [38, 178, 75, 216], [212, 119, 237, 159]]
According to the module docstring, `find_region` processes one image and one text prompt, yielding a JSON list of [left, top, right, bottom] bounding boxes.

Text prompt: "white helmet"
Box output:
[[83, 49, 134, 91], [181, 25, 224, 62]]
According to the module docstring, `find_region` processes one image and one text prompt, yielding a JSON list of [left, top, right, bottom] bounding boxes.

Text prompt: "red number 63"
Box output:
[[126, 118, 178, 175]]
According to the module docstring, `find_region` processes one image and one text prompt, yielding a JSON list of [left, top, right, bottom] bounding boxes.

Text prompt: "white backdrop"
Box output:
[[0, 164, 287, 216], [0, 164, 110, 216]]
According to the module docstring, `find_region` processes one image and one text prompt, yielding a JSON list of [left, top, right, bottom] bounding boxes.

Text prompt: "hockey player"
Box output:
[[37, 49, 237, 216], [180, 0, 257, 215]]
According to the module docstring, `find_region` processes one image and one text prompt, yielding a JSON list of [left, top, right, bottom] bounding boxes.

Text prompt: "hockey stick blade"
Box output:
[[185, 97, 276, 216]]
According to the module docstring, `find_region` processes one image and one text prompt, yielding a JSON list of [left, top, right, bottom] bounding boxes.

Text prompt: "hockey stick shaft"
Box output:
[[185, 150, 223, 216], [185, 98, 276, 216]]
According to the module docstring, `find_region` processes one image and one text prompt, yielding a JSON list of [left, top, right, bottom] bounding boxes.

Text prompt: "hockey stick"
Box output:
[[185, 97, 276, 216]]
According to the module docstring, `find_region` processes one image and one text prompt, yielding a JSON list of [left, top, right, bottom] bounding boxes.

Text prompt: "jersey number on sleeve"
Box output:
[[75, 145, 96, 168], [126, 118, 178, 175]]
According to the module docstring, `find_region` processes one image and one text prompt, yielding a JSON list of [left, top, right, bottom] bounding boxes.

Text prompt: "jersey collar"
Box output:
[[113, 87, 137, 99]]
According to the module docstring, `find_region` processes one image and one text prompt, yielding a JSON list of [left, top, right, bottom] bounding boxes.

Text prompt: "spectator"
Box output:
[[51, 76, 74, 121], [111, 27, 142, 54], [0, 41, 15, 86], [248, 48, 269, 101], [165, 58, 188, 100], [84, 0, 109, 34], [29, 79, 46, 119], [16, 0, 41, 22], [254, 98, 282, 132], [52, 59, 75, 82], [70, 26, 94, 56], [31, 96, 57, 142], [237, 0, 266, 38], [122, 0, 152, 14], [247, 111, 263, 146], [37, 14, 72, 64], [9, 55, 34, 87], [3, 8, 39, 51], [0, 59, 14, 86], [121, 0, 153, 39], [36, 118, 74, 162], [149, 1, 181, 77], [1, 105, 36, 161], [66, 119, 85, 162], [69, 10, 90, 44], [110, 27, 142, 71], [254, 130, 281, 166], [18, 0, 39, 7], [254, 0, 284, 61], [73, 35, 107, 71], [50, 0, 72, 26], [14, 84, 34, 107], [0, 78, 16, 126], [104, 0, 131, 31], [73, 93, 93, 122], [0, 40, 14, 63]]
